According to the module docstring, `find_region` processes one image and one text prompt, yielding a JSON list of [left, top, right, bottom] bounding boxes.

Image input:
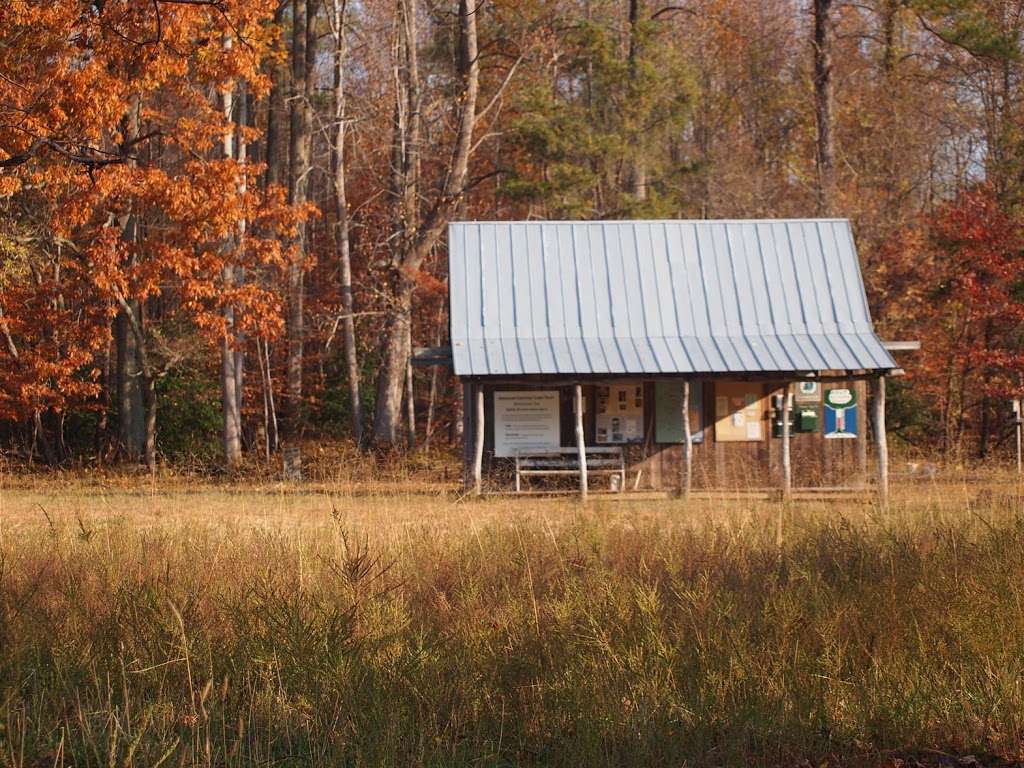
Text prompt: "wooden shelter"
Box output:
[[426, 219, 904, 499]]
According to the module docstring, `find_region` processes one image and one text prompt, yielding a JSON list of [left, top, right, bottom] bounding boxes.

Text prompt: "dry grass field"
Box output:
[[2, 468, 1024, 767]]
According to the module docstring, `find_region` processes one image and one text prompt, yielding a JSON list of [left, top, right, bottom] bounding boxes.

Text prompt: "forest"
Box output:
[[2, 0, 1024, 472]]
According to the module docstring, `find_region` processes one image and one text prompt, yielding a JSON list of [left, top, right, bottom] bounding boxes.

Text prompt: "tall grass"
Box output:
[[2, 489, 1023, 766]]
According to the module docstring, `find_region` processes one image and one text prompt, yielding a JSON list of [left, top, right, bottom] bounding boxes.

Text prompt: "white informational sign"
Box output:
[[595, 382, 644, 443], [494, 391, 561, 458]]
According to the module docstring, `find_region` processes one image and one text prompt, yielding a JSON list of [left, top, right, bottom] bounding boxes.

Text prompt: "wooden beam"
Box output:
[[473, 384, 485, 496], [411, 345, 453, 366], [681, 379, 692, 499], [574, 383, 588, 502], [881, 340, 921, 352], [872, 375, 889, 506], [781, 383, 792, 498]]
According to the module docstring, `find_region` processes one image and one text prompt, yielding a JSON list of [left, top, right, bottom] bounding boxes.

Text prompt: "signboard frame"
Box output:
[[493, 390, 561, 457]]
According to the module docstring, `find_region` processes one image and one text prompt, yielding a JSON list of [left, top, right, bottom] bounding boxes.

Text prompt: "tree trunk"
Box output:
[[116, 295, 157, 473], [405, 320, 415, 449], [115, 97, 146, 462], [221, 301, 242, 467], [220, 51, 243, 469], [880, 0, 898, 75], [257, 336, 279, 459], [234, 87, 248, 446], [374, 279, 414, 446], [329, 0, 363, 446], [264, 3, 289, 189], [813, 0, 836, 214], [627, 0, 647, 203], [116, 303, 145, 460], [142, 369, 157, 473], [32, 410, 58, 466], [372, 0, 479, 448], [283, 0, 317, 464]]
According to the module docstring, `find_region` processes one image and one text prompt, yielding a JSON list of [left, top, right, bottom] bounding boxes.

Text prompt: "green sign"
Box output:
[[654, 381, 704, 444]]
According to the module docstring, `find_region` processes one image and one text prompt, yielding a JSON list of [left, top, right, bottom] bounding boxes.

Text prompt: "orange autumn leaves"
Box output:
[[0, 0, 298, 421]]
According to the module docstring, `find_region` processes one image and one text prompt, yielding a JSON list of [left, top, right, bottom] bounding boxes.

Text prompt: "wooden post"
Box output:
[[1013, 398, 1022, 475], [574, 383, 588, 501], [462, 381, 473, 489], [872, 374, 889, 506], [681, 379, 693, 499], [473, 384, 485, 496], [855, 379, 868, 486], [781, 383, 792, 498]]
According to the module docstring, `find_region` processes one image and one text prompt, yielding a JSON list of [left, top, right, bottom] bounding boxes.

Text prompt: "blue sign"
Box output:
[[824, 388, 857, 439]]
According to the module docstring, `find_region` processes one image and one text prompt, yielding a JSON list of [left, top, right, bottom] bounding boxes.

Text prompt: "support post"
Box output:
[[1014, 398, 1022, 475], [855, 379, 868, 486], [574, 383, 588, 502], [873, 374, 889, 506], [473, 384, 484, 496], [462, 381, 473, 488], [681, 379, 693, 499], [781, 382, 792, 498]]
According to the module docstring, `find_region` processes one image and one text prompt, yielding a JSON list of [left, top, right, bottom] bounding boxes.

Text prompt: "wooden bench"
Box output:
[[514, 446, 626, 494]]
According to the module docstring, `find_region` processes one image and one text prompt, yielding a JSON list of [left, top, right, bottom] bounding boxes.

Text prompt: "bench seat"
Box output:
[[514, 447, 625, 493]]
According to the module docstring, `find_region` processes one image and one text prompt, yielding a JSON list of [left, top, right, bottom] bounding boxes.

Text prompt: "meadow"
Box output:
[[1, 472, 1023, 767]]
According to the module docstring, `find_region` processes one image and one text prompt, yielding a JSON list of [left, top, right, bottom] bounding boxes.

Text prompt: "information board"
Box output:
[[824, 388, 858, 439], [494, 391, 560, 457], [595, 382, 643, 443], [713, 382, 766, 442], [654, 381, 704, 443]]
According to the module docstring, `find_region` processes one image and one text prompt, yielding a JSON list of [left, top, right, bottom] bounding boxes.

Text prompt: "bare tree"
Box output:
[[283, 0, 318, 474], [813, 0, 836, 214], [220, 37, 243, 469], [372, 0, 479, 448], [327, 0, 364, 446]]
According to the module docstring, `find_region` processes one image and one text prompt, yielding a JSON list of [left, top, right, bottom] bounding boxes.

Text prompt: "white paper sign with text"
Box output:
[[494, 391, 561, 457]]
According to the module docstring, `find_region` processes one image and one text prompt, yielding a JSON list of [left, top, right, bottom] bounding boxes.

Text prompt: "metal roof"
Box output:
[[448, 219, 896, 377]]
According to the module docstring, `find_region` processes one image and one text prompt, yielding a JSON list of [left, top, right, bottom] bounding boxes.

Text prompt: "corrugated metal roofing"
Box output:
[[448, 219, 896, 377]]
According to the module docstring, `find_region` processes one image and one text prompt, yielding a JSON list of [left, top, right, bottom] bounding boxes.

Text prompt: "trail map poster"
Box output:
[[494, 391, 560, 457]]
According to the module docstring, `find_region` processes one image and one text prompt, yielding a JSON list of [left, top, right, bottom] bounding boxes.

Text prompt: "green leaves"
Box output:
[[504, 11, 695, 219], [911, 0, 1021, 60]]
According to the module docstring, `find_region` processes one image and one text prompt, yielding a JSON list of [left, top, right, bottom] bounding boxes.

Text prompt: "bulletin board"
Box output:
[[654, 381, 704, 443], [595, 382, 644, 444], [713, 382, 766, 442]]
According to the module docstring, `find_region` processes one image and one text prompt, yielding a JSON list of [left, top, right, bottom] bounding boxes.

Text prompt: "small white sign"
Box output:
[[494, 391, 560, 458]]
